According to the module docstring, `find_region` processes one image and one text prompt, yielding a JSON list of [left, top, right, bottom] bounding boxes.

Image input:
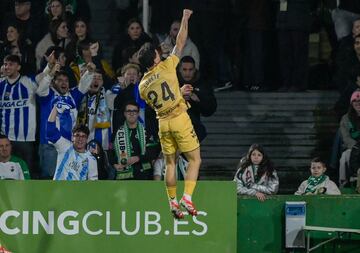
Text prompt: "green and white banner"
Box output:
[[0, 181, 236, 253]]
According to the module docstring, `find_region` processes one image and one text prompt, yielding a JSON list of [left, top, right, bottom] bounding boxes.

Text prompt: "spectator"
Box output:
[[338, 90, 360, 186], [334, 35, 360, 118], [87, 139, 114, 180], [177, 55, 217, 142], [0, 54, 43, 177], [1, 0, 44, 47], [65, 17, 92, 65], [76, 69, 111, 151], [43, 0, 91, 30], [36, 57, 95, 178], [295, 157, 341, 195], [0, 23, 36, 75], [70, 41, 114, 88], [335, 18, 360, 75], [276, 0, 312, 92], [112, 18, 152, 72], [332, 0, 360, 41], [35, 18, 70, 70], [47, 106, 98, 180], [234, 144, 279, 201], [109, 101, 160, 180], [39, 46, 77, 88], [108, 63, 146, 132], [44, 0, 67, 22], [161, 20, 200, 69], [0, 134, 30, 180]]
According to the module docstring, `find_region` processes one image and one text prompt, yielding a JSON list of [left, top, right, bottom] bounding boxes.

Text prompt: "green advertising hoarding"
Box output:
[[0, 181, 237, 253]]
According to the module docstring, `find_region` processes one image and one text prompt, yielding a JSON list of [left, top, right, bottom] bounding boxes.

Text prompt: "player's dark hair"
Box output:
[[138, 43, 156, 69]]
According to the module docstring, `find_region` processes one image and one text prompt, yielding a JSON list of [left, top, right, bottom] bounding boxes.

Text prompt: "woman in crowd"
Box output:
[[339, 89, 360, 186], [234, 144, 279, 201], [0, 23, 36, 75], [35, 18, 70, 70], [65, 16, 92, 64], [112, 18, 152, 72]]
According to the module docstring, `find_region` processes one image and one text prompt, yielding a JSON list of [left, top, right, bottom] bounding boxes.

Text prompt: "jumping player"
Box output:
[[138, 9, 201, 219]]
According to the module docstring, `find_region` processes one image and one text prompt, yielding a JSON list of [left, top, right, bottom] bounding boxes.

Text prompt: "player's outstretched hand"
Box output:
[[183, 9, 193, 20]]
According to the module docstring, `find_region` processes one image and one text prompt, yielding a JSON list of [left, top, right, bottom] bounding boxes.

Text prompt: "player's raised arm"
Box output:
[[172, 9, 193, 58]]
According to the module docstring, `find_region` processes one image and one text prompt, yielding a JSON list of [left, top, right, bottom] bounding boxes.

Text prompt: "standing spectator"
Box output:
[[177, 56, 217, 142], [161, 20, 200, 69], [43, 0, 91, 30], [332, 0, 360, 41], [335, 18, 360, 72], [334, 35, 360, 118], [76, 69, 111, 151], [0, 55, 40, 177], [35, 18, 70, 70], [36, 57, 94, 179], [295, 157, 341, 195], [110, 101, 160, 180], [47, 106, 98, 181], [45, 0, 67, 21], [108, 63, 146, 132], [276, 0, 312, 91], [39, 46, 77, 88], [112, 18, 152, 72], [0, 134, 30, 179], [65, 17, 92, 65], [338, 90, 360, 186], [1, 0, 44, 46], [0, 23, 36, 75], [234, 144, 279, 201], [70, 41, 114, 88]]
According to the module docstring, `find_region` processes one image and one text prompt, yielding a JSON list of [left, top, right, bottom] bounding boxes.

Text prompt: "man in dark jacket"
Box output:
[[177, 56, 217, 142]]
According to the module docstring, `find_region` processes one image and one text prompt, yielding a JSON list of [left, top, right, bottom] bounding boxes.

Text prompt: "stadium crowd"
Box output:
[[0, 0, 360, 198]]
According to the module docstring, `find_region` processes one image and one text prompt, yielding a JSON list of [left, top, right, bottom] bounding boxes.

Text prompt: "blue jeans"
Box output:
[[332, 8, 360, 40], [39, 144, 58, 179]]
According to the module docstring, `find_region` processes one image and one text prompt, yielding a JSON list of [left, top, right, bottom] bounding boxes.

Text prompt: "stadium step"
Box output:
[[200, 90, 339, 194]]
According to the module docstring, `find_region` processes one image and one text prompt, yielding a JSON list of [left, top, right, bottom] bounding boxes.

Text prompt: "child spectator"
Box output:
[[295, 157, 341, 195], [234, 144, 279, 201]]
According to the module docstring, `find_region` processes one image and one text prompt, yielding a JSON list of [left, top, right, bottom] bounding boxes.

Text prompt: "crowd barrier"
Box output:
[[0, 181, 236, 253]]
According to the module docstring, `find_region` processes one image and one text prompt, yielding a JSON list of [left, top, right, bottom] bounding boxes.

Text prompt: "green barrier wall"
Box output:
[[237, 195, 360, 253], [0, 181, 237, 253]]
